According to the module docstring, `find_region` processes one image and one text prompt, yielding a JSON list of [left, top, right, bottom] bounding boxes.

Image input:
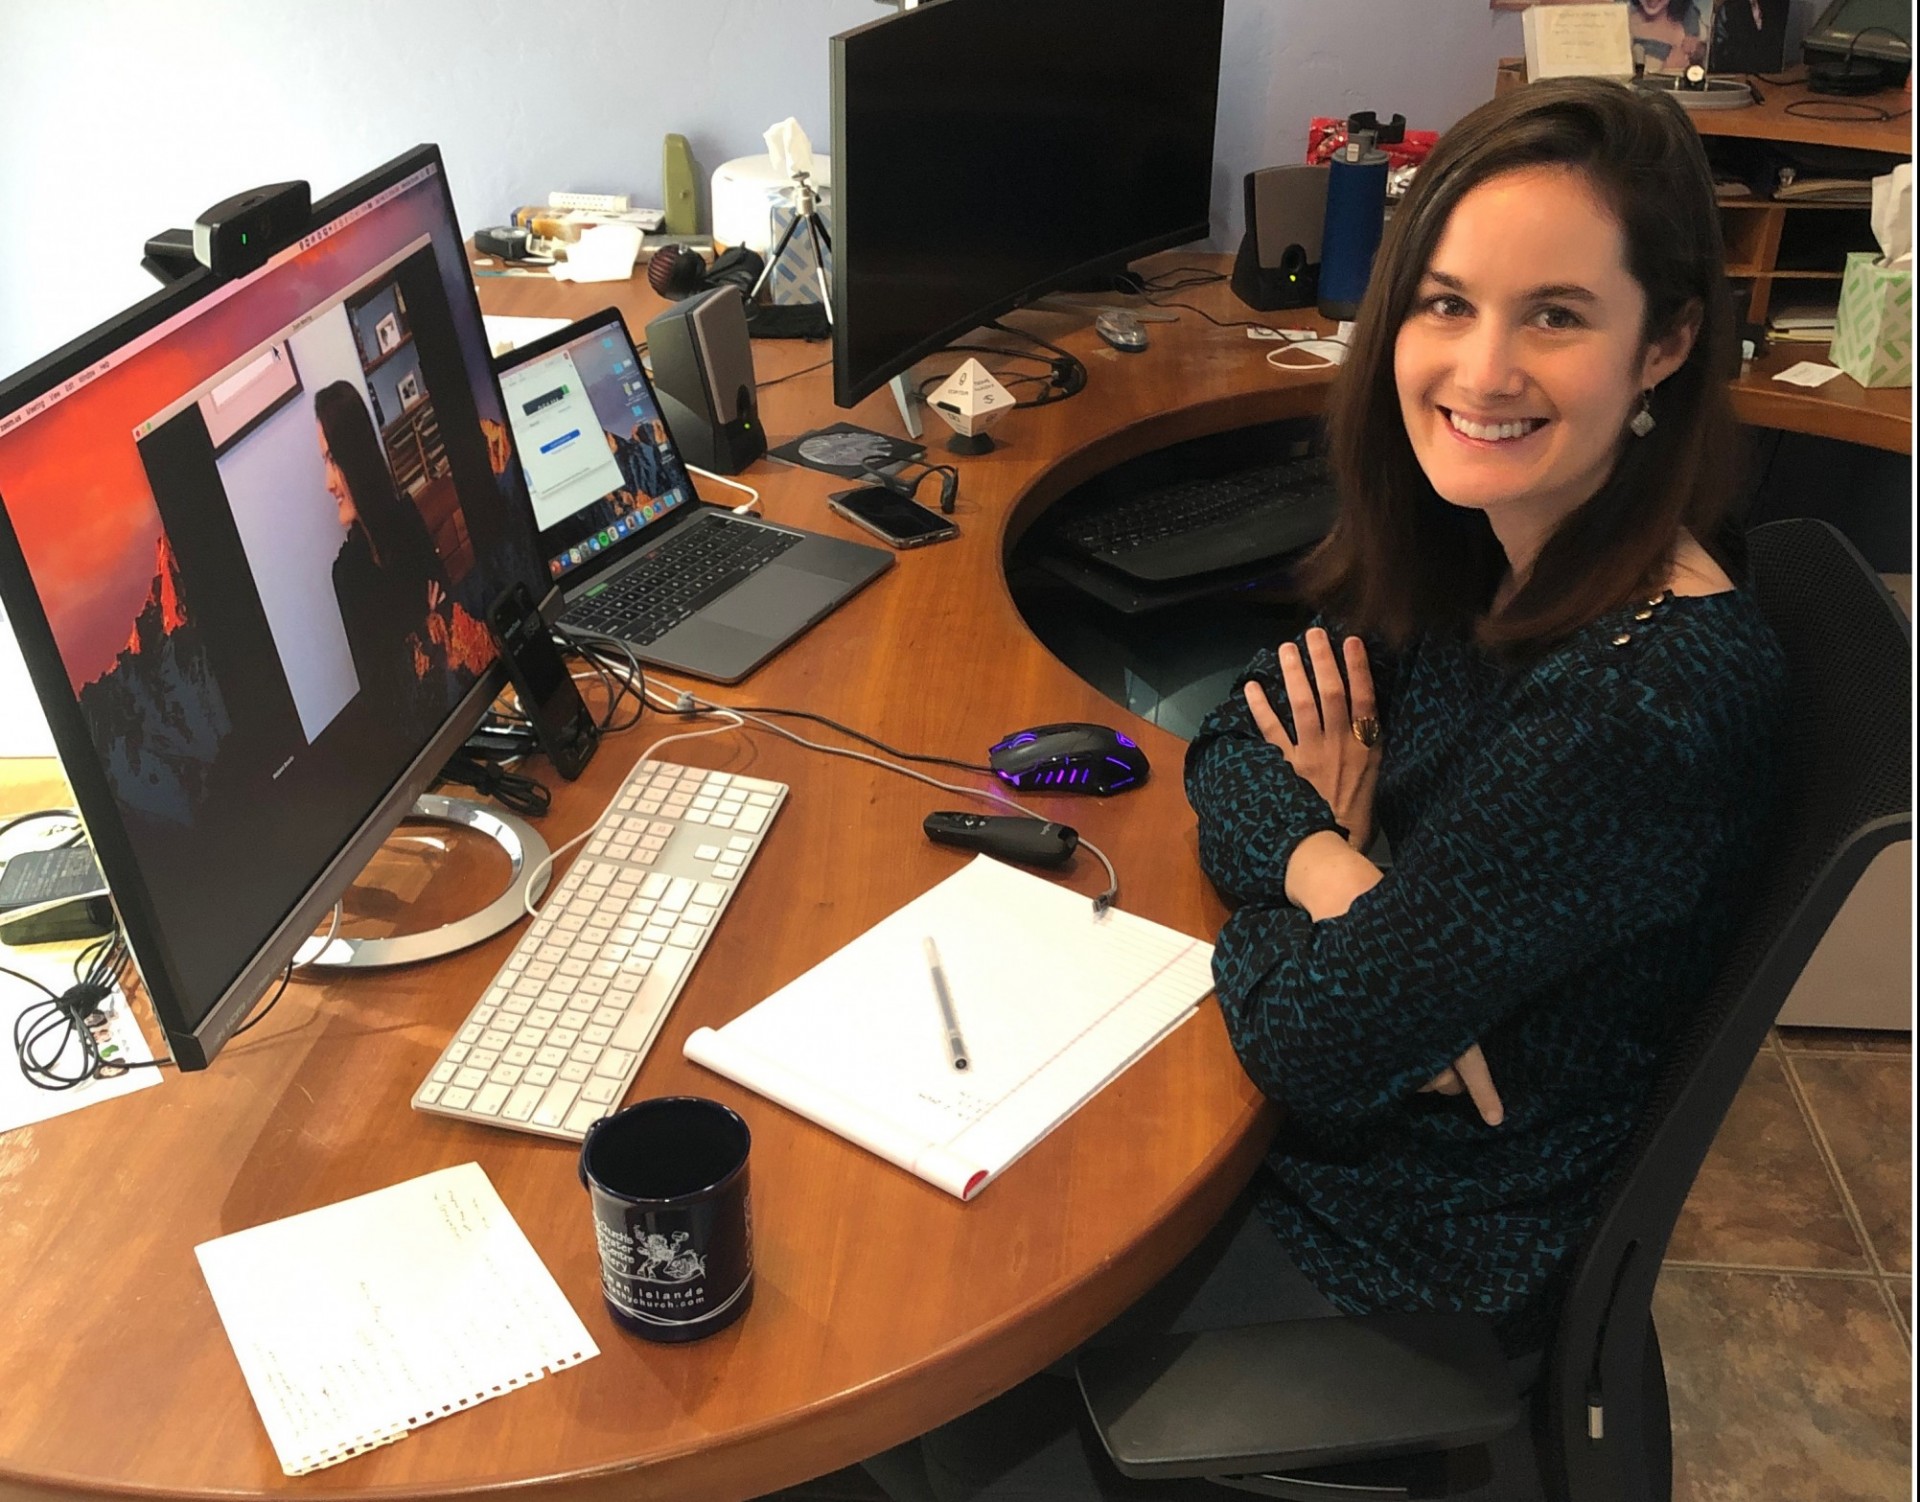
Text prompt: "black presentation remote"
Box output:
[[923, 812, 1080, 868]]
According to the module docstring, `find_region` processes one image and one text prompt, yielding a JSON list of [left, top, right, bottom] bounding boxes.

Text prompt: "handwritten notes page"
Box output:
[[195, 1162, 597, 1476], [684, 856, 1215, 1200]]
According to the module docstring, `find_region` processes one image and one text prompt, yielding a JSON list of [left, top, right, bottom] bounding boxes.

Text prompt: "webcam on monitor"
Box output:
[[142, 180, 312, 285]]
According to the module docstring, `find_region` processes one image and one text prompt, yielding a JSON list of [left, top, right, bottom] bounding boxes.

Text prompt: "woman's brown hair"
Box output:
[[1303, 77, 1738, 653]]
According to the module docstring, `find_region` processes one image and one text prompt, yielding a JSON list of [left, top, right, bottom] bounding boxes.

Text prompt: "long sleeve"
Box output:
[[1214, 658, 1725, 1126], [1184, 622, 1401, 906]]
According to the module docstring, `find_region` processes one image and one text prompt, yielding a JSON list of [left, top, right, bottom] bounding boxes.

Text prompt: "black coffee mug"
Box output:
[[579, 1096, 754, 1342]]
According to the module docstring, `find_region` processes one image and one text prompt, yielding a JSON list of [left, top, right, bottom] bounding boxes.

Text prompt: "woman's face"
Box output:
[[1392, 166, 1690, 543], [318, 423, 356, 528]]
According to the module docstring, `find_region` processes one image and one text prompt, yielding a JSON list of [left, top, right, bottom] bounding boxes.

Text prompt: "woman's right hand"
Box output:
[[1244, 628, 1382, 850], [1418, 1044, 1504, 1126]]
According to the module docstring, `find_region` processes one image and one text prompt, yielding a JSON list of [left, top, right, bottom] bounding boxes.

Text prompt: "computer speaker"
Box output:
[[1230, 164, 1326, 312], [645, 287, 766, 475]]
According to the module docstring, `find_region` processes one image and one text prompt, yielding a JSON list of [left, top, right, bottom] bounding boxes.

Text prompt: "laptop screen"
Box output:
[[497, 314, 699, 584]]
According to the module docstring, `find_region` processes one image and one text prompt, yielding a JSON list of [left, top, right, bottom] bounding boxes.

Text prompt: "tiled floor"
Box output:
[[1659, 1026, 1912, 1502], [767, 1025, 1914, 1502]]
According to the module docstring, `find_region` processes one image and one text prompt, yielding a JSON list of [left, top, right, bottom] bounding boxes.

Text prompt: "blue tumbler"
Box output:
[[1317, 132, 1390, 321]]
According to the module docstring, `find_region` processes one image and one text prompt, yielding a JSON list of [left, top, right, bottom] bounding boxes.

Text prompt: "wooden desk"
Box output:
[[0, 259, 1335, 1501]]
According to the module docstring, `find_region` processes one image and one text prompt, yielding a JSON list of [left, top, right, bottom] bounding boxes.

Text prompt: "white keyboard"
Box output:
[[411, 757, 786, 1140]]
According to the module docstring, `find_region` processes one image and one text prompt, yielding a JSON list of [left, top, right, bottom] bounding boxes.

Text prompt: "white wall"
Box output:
[[0, 0, 1529, 724], [0, 0, 1532, 376]]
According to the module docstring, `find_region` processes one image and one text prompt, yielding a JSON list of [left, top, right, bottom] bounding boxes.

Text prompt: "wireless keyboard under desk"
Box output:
[[411, 757, 787, 1141]]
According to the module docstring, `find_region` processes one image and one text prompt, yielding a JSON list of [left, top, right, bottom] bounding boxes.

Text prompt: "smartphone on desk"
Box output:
[[827, 486, 959, 549], [487, 583, 599, 780]]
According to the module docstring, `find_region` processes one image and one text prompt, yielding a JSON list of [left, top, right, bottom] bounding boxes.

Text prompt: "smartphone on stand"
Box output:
[[827, 486, 960, 549], [486, 583, 600, 780]]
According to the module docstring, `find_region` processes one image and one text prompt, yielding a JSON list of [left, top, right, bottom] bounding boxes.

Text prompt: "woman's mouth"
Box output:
[[1443, 408, 1548, 444]]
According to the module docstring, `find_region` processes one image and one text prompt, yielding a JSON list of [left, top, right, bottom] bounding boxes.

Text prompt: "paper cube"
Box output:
[[1831, 251, 1913, 390], [930, 359, 1014, 438]]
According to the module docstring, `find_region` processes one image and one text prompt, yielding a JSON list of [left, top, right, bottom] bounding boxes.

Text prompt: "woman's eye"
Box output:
[[1535, 305, 1584, 331], [1423, 293, 1469, 319]]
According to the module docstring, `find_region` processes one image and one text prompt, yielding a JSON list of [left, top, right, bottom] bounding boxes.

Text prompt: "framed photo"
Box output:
[[1628, 0, 1714, 74], [396, 371, 421, 409], [375, 312, 402, 355], [1709, 0, 1787, 73]]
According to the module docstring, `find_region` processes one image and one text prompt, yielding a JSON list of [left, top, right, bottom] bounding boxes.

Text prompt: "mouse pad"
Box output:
[[770, 422, 924, 480]]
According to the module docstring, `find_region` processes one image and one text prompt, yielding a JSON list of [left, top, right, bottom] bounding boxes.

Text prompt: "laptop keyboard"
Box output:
[[563, 517, 803, 644]]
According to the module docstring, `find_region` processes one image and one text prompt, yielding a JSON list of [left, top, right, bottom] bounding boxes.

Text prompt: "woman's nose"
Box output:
[[1455, 320, 1525, 402]]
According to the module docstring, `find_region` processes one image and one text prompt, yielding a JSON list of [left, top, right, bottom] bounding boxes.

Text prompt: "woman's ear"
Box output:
[[1640, 299, 1701, 389]]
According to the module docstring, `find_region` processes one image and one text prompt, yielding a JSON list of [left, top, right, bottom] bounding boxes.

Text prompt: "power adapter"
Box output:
[[0, 846, 115, 945]]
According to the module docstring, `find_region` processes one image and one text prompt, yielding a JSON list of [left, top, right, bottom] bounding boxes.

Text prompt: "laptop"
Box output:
[[494, 308, 892, 683]]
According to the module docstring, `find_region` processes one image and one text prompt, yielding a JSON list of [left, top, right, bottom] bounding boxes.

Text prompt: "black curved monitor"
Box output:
[[0, 145, 544, 1069], [830, 0, 1226, 409]]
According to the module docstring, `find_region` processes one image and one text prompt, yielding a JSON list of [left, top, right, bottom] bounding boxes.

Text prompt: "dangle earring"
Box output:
[[1628, 389, 1656, 438]]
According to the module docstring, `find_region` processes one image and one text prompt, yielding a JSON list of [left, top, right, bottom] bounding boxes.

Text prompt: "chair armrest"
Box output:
[[1075, 1313, 1523, 1481]]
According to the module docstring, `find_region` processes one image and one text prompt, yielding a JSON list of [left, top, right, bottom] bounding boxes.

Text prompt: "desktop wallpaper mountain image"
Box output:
[[75, 531, 231, 827]]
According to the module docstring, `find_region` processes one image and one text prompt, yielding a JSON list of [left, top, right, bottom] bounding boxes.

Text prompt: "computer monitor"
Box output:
[[829, 0, 1226, 409], [0, 145, 544, 1070]]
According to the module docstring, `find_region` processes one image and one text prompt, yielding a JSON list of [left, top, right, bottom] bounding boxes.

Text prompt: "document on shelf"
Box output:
[[684, 856, 1215, 1200], [195, 1163, 598, 1476]]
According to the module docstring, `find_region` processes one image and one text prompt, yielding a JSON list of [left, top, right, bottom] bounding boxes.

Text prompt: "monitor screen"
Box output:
[[0, 146, 544, 1069], [495, 311, 700, 585], [830, 0, 1226, 408]]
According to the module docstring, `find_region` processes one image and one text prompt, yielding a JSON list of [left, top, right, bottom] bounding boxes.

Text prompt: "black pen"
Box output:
[[923, 936, 970, 1072]]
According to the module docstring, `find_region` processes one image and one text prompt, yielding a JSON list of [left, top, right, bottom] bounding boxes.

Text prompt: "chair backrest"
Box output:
[[1539, 519, 1912, 1502]]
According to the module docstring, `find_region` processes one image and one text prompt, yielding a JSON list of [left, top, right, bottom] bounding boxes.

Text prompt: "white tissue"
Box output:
[[550, 223, 642, 284], [1871, 163, 1911, 271], [764, 118, 817, 186]]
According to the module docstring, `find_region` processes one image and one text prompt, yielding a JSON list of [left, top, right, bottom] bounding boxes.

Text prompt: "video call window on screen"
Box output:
[[0, 149, 543, 1065]]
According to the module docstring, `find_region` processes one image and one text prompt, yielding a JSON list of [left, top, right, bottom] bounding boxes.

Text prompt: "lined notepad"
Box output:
[[195, 1163, 598, 1476], [685, 856, 1215, 1200]]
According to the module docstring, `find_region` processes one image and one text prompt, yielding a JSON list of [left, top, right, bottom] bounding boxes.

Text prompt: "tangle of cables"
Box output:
[[4, 926, 167, 1089]]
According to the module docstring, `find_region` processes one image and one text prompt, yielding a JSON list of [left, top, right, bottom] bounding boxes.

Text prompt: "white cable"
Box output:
[[1266, 341, 1347, 371], [686, 463, 761, 515], [518, 714, 747, 917], [651, 678, 1121, 913]]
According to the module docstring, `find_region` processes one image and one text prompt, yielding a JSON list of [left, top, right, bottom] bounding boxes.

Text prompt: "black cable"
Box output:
[[1136, 267, 1227, 292], [1143, 297, 1286, 334], [758, 357, 833, 389], [557, 628, 650, 731], [0, 809, 81, 844], [8, 924, 171, 1087], [980, 319, 1089, 408], [439, 749, 553, 817], [859, 457, 961, 514], [230, 960, 295, 1038]]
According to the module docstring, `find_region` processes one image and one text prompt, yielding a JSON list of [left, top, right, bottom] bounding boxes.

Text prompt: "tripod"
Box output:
[[748, 170, 834, 321]]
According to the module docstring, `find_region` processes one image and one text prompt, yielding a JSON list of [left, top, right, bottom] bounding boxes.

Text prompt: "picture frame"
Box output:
[[396, 370, 421, 408], [375, 312, 402, 355]]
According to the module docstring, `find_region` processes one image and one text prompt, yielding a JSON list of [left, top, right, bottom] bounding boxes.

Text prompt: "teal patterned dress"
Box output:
[[1185, 589, 1786, 1345]]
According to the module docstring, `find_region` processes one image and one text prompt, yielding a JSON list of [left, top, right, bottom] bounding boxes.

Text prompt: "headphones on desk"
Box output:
[[647, 243, 766, 301]]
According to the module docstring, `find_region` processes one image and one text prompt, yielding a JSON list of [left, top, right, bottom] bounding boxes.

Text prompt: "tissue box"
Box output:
[[1830, 251, 1912, 389], [762, 201, 834, 306]]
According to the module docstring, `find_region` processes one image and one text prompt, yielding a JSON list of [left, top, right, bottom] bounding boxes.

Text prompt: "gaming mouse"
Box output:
[[1093, 309, 1149, 353], [988, 723, 1151, 795]]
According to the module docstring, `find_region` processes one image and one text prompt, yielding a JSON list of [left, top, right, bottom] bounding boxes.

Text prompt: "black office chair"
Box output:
[[1077, 517, 1913, 1502]]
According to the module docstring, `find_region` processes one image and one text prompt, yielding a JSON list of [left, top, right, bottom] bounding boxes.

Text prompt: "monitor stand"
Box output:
[[888, 372, 924, 439], [297, 795, 551, 970]]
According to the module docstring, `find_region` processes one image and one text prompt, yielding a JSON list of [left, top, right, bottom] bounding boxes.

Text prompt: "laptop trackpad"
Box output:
[[702, 566, 847, 634]]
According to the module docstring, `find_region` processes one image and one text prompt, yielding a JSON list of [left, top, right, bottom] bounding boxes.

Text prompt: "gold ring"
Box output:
[[1350, 716, 1380, 748]]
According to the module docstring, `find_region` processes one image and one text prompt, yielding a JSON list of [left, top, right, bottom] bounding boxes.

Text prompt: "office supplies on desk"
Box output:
[[412, 757, 787, 1140], [684, 855, 1214, 1201], [922, 936, 970, 1071], [195, 1163, 597, 1476], [494, 308, 890, 683]]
